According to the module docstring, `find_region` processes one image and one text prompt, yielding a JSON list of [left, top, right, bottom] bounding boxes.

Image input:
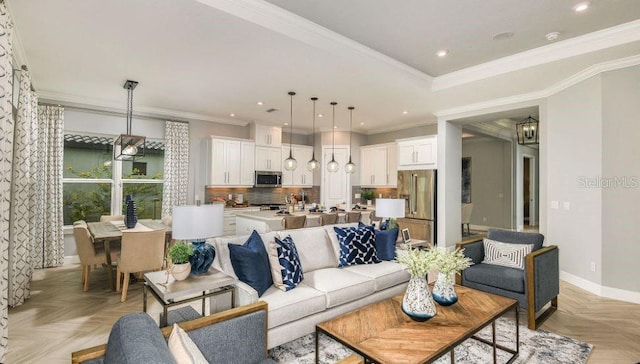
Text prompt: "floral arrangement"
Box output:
[[432, 248, 473, 276], [396, 245, 437, 277]]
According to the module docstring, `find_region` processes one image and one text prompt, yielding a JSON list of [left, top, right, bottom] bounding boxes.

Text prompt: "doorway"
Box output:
[[522, 155, 537, 228], [321, 145, 351, 208]]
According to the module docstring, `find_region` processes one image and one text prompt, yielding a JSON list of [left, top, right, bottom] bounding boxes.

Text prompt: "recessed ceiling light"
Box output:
[[284, 122, 288, 126], [318, 114, 324, 118], [492, 32, 515, 41], [402, 110, 409, 115], [229, 113, 235, 117], [333, 125, 338, 129], [360, 122, 365, 126], [573, 1, 590, 12], [436, 49, 448, 57], [546, 32, 560, 41], [257, 101, 263, 106]]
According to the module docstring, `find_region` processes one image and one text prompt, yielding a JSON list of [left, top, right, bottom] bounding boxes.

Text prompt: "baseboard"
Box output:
[[469, 224, 490, 231], [561, 270, 640, 304], [64, 255, 80, 265]]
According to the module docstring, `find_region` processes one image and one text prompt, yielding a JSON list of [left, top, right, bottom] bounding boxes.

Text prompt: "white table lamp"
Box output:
[[375, 198, 405, 230], [172, 203, 224, 274]]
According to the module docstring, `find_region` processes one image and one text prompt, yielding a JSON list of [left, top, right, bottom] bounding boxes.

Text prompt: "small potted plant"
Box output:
[[431, 248, 473, 306], [361, 190, 375, 206], [168, 242, 193, 281]]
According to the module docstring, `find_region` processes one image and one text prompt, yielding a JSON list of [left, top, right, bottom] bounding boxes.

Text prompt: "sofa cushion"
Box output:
[[334, 225, 381, 267], [168, 323, 208, 364], [268, 235, 304, 292], [374, 228, 398, 261], [482, 238, 533, 270], [104, 313, 174, 364], [343, 261, 410, 291], [228, 230, 274, 296], [487, 229, 544, 251], [463, 263, 526, 293], [278, 227, 337, 272], [304, 268, 376, 308], [324, 223, 359, 260], [214, 231, 279, 277], [259, 284, 326, 328]]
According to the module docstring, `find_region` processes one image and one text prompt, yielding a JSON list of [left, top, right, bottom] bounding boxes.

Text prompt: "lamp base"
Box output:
[[188, 240, 215, 275]]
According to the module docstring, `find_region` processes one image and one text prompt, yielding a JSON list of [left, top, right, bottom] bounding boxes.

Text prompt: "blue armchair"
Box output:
[[456, 229, 559, 330]]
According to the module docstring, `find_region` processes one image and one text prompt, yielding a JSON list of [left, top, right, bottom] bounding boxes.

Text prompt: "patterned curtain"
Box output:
[[8, 67, 38, 306], [0, 1, 12, 360], [33, 105, 64, 269], [161, 121, 189, 217]]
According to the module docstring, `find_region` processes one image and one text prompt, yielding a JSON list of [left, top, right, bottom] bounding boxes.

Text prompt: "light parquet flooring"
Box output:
[[7, 264, 640, 363]]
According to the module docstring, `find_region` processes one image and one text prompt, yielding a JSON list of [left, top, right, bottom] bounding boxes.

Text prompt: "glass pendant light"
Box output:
[[345, 106, 356, 174], [283, 91, 297, 171], [327, 101, 340, 173], [307, 97, 320, 171]]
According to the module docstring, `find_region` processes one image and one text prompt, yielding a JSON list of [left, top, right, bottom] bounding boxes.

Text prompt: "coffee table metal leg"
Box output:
[[315, 329, 319, 363], [143, 284, 147, 312], [515, 305, 520, 356], [450, 349, 455, 362], [492, 321, 497, 363], [162, 306, 168, 328]]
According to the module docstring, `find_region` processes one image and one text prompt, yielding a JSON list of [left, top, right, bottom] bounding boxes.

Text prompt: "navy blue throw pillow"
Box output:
[[334, 225, 381, 267], [228, 230, 273, 297], [374, 228, 398, 261], [268, 235, 304, 291]]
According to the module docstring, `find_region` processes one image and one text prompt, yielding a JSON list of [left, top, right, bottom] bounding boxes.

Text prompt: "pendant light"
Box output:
[[307, 97, 320, 171], [114, 80, 145, 160], [327, 101, 340, 173], [283, 91, 297, 171], [345, 106, 356, 174]]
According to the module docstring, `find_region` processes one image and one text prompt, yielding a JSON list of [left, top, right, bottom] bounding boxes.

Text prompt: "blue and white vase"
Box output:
[[401, 274, 437, 321], [189, 241, 215, 275], [125, 194, 137, 229], [432, 272, 458, 306]]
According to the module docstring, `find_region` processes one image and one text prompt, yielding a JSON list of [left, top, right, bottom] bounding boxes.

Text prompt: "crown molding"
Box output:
[[435, 54, 640, 119], [195, 0, 433, 85], [432, 20, 640, 91], [38, 90, 249, 126]]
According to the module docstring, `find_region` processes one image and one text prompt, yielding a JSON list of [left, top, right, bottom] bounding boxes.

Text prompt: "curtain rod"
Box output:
[[13, 64, 35, 92]]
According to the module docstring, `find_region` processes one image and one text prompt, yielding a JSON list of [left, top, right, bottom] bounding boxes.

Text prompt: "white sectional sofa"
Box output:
[[212, 223, 410, 348]]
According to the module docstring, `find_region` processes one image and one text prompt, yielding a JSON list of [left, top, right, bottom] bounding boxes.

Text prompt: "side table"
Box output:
[[144, 269, 237, 327]]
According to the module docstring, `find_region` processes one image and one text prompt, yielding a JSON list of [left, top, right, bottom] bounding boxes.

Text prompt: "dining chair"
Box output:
[[73, 220, 120, 292], [461, 203, 474, 236], [345, 211, 362, 223], [100, 214, 125, 222], [319, 213, 338, 226], [116, 229, 166, 302], [283, 215, 307, 229]]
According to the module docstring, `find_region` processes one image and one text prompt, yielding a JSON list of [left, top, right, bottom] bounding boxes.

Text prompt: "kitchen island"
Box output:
[[234, 209, 372, 235]]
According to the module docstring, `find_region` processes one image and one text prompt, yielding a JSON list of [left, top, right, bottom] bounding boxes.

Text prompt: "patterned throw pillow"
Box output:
[[334, 225, 381, 267], [268, 235, 304, 291], [482, 238, 533, 270]]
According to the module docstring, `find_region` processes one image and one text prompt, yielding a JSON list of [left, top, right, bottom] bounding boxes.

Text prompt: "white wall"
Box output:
[[546, 75, 603, 285]]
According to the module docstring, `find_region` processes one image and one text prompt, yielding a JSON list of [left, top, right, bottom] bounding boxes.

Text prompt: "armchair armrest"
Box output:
[[456, 238, 483, 285], [525, 245, 559, 329], [235, 280, 260, 306]]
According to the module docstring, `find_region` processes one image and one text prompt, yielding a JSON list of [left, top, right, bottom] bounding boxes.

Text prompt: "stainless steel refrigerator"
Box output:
[[397, 170, 436, 246]]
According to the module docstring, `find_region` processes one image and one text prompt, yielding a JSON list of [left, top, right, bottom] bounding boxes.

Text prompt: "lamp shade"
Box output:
[[375, 198, 405, 219], [172, 204, 224, 241]]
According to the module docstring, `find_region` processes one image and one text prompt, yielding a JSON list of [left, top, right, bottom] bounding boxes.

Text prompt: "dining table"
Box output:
[[87, 219, 172, 290]]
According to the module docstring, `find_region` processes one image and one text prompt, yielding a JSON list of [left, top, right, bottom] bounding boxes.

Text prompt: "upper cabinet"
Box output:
[[255, 146, 282, 172], [281, 145, 313, 187], [397, 136, 437, 170], [251, 124, 282, 147], [203, 137, 255, 187], [360, 142, 397, 187]]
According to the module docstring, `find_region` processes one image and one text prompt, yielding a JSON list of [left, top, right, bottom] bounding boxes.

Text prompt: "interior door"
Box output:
[[321, 146, 350, 208]]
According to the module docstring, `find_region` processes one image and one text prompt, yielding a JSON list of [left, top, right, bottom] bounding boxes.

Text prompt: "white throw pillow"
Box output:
[[168, 323, 209, 364], [482, 238, 533, 270]]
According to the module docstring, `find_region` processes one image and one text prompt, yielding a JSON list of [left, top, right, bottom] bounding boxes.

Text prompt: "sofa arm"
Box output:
[[235, 280, 260, 306], [526, 245, 559, 312]]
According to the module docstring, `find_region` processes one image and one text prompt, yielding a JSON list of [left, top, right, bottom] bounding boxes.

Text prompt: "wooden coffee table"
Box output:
[[316, 285, 519, 363]]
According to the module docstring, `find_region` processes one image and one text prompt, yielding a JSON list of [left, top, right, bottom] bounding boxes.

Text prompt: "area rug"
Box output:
[[269, 315, 592, 363]]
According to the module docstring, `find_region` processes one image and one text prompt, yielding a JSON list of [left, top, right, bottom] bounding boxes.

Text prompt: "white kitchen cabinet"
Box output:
[[223, 207, 260, 236], [397, 136, 437, 170], [255, 146, 282, 172], [360, 143, 397, 187], [203, 137, 254, 187], [251, 124, 282, 147], [281, 145, 313, 187]]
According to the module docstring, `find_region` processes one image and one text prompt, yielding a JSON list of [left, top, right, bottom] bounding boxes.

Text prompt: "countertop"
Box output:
[[236, 209, 372, 222]]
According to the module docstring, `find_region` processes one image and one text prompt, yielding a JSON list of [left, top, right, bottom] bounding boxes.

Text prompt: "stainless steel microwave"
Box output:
[[254, 171, 282, 187]]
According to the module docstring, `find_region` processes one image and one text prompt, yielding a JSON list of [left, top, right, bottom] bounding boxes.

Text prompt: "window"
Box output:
[[63, 133, 164, 225]]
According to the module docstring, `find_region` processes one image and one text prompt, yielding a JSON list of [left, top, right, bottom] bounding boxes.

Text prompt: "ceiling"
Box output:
[[8, 0, 640, 134]]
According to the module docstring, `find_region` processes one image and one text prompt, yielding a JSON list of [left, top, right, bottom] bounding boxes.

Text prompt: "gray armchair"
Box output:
[[456, 229, 559, 330]]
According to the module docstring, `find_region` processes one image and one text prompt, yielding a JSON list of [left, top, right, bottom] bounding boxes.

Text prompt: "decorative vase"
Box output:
[[401, 274, 437, 321], [188, 241, 215, 275], [171, 262, 191, 281], [432, 272, 458, 306], [124, 194, 138, 229]]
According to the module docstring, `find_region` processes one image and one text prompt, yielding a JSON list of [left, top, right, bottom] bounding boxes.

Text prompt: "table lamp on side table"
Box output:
[[375, 198, 405, 230], [172, 203, 224, 275]]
